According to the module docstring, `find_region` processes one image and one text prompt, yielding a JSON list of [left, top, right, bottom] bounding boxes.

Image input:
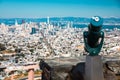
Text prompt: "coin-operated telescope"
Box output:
[[83, 16, 104, 56]]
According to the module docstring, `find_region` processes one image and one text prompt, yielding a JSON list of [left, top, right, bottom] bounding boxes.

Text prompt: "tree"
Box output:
[[0, 43, 6, 51], [15, 48, 22, 53], [30, 49, 34, 53]]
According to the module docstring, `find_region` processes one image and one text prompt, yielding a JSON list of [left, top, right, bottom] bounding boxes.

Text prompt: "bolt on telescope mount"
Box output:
[[83, 16, 104, 56]]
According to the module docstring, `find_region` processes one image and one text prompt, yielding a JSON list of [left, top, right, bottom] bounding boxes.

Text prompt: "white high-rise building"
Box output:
[[67, 22, 70, 29], [15, 20, 18, 26], [47, 16, 50, 24]]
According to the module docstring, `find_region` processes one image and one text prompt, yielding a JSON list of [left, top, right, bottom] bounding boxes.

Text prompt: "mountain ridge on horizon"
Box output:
[[0, 16, 120, 19], [0, 17, 120, 26]]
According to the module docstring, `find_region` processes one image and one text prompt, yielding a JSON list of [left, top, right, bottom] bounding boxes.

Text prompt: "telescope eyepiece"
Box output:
[[89, 16, 103, 32], [92, 16, 100, 22]]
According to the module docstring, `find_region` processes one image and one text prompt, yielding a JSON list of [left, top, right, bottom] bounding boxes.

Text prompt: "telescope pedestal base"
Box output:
[[85, 55, 104, 80]]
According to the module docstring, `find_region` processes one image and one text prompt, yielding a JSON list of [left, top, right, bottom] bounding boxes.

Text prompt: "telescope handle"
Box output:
[[83, 31, 104, 56]]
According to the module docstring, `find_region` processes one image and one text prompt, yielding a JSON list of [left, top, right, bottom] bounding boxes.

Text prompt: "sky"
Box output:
[[0, 0, 120, 18]]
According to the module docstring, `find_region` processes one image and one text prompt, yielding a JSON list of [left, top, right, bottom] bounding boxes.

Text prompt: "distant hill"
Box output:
[[0, 17, 120, 26]]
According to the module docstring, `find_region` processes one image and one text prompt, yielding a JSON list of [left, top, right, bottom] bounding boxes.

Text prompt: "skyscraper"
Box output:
[[15, 20, 18, 26], [30, 27, 36, 34], [47, 16, 50, 24]]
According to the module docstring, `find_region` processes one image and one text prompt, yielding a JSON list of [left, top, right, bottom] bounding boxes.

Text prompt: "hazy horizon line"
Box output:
[[0, 16, 120, 19]]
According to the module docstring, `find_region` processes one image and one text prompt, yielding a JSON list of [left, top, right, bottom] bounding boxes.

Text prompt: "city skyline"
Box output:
[[0, 0, 120, 18]]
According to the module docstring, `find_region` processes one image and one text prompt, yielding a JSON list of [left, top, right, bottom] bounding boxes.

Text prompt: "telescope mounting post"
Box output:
[[84, 16, 104, 80]]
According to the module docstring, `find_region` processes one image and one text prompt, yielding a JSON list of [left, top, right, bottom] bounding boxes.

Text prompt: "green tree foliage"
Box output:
[[0, 43, 6, 51]]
